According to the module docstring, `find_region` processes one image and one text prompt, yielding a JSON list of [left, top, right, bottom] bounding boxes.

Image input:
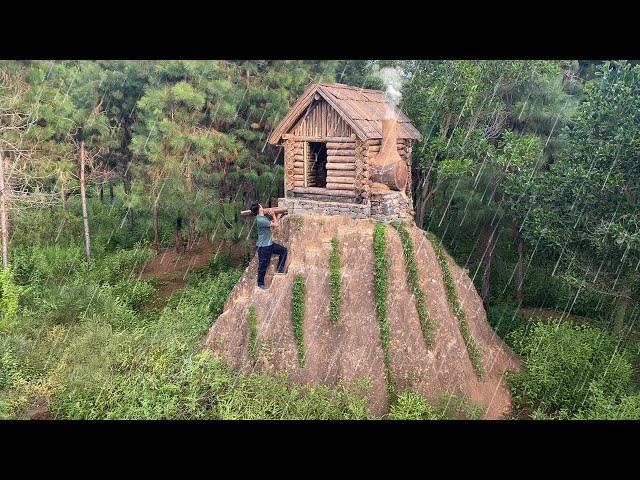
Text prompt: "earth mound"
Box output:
[[204, 215, 521, 418]]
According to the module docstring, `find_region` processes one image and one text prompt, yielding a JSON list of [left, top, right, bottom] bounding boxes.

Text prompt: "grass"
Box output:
[[291, 275, 307, 367], [246, 306, 258, 359], [427, 232, 484, 378], [392, 222, 436, 348], [373, 223, 394, 399], [329, 237, 341, 324]]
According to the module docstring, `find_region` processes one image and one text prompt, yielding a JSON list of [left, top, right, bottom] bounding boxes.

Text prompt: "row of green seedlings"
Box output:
[[392, 222, 436, 348], [246, 306, 258, 359], [427, 232, 484, 377], [329, 237, 341, 324], [291, 274, 307, 367], [373, 223, 394, 399]]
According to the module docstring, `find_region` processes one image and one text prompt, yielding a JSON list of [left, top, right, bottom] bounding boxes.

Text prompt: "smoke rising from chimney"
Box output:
[[372, 65, 404, 120]]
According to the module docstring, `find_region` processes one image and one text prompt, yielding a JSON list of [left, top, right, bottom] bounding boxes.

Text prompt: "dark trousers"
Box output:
[[257, 243, 288, 287]]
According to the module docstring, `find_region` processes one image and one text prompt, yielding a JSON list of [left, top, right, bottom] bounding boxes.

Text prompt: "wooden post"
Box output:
[[303, 141, 308, 188], [79, 139, 92, 263]]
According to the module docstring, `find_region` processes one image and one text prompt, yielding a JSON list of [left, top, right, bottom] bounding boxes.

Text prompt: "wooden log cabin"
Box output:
[[269, 83, 422, 222]]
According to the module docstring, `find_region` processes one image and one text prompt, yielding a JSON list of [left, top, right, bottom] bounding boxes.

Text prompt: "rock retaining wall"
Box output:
[[279, 191, 414, 223]]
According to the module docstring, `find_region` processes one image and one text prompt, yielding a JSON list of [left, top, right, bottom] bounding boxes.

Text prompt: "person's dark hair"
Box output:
[[250, 202, 260, 216]]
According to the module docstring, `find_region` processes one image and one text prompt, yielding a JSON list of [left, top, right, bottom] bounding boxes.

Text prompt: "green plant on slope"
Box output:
[[246, 306, 258, 359], [392, 222, 436, 348], [390, 391, 484, 420], [373, 223, 393, 398], [329, 237, 341, 324], [291, 275, 306, 367], [427, 232, 484, 377]]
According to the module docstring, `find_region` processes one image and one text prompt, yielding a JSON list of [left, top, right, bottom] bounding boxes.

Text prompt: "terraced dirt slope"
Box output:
[[204, 215, 521, 418]]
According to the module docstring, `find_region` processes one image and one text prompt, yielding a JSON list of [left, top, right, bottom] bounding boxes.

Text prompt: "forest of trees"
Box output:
[[0, 60, 638, 420]]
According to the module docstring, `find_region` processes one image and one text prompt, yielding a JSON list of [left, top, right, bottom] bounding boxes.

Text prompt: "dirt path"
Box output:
[[519, 307, 592, 324], [139, 238, 215, 300]]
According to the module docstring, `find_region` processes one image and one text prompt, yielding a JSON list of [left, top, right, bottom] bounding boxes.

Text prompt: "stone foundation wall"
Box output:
[[369, 191, 414, 223], [279, 191, 414, 223], [278, 198, 369, 219]]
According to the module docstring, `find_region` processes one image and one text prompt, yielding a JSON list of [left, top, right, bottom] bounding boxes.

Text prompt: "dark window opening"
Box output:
[[309, 142, 327, 188]]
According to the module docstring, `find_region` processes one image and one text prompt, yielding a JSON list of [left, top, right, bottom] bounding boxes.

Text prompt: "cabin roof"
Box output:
[[268, 83, 423, 144]]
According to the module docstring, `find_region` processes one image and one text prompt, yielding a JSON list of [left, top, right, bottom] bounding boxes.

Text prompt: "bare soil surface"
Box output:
[[519, 307, 591, 324], [204, 215, 521, 419], [139, 238, 216, 300]]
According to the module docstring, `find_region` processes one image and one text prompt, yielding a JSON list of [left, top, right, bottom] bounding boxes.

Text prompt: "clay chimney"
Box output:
[[369, 103, 408, 192]]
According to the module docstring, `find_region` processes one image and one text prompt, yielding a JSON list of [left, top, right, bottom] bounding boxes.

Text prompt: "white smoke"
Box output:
[[372, 65, 404, 120]]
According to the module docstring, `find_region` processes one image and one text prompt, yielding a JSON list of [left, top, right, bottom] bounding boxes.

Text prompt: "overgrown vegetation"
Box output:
[[329, 237, 341, 324], [427, 232, 484, 377], [291, 275, 306, 368], [392, 222, 435, 348], [507, 320, 636, 419], [0, 245, 379, 419], [246, 306, 258, 359], [1, 59, 638, 419], [373, 223, 394, 398], [390, 391, 484, 420]]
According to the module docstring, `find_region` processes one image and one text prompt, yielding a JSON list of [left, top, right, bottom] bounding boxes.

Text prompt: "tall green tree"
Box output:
[[399, 60, 578, 308], [525, 61, 640, 332]]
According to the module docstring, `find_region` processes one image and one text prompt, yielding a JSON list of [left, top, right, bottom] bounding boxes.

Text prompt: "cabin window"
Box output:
[[308, 142, 327, 188]]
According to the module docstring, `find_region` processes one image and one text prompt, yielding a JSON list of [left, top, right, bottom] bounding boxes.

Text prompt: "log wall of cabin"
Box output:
[[286, 98, 358, 200], [291, 98, 352, 138]]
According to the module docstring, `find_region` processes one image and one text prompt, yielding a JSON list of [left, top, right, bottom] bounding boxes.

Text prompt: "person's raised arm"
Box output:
[[270, 213, 281, 228]]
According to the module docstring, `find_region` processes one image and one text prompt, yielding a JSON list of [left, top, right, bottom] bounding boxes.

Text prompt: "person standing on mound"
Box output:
[[250, 202, 288, 290]]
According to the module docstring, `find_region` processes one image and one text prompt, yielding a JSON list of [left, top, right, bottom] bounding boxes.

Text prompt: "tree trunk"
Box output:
[[513, 221, 525, 308], [185, 166, 197, 250], [99, 183, 104, 203], [481, 222, 499, 311], [0, 150, 10, 268], [174, 216, 183, 254], [60, 177, 67, 228], [414, 169, 436, 229], [613, 287, 631, 334], [124, 166, 134, 233], [79, 140, 92, 262], [109, 177, 114, 202], [152, 186, 159, 252]]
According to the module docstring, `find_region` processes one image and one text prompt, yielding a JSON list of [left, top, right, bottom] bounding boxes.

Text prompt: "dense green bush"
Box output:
[[390, 391, 484, 420], [487, 303, 526, 339], [208, 252, 234, 276], [0, 269, 20, 331], [507, 320, 634, 418]]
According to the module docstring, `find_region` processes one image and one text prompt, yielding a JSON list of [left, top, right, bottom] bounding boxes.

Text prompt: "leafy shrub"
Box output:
[[112, 279, 156, 311], [208, 252, 234, 276], [390, 391, 484, 420], [487, 303, 526, 339], [390, 392, 439, 419], [88, 243, 154, 285], [0, 269, 20, 330], [507, 320, 634, 417]]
